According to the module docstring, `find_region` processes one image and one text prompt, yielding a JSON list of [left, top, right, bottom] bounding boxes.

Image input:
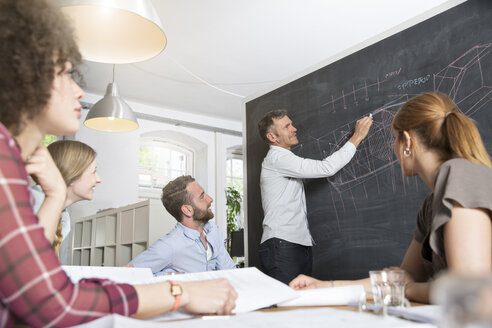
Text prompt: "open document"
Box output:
[[62, 266, 366, 317], [147, 267, 298, 313]]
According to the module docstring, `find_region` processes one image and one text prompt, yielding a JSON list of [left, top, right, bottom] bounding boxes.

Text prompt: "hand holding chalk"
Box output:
[[349, 116, 373, 147]]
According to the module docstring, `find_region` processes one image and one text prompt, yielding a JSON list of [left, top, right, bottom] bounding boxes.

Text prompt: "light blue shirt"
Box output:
[[31, 185, 71, 264], [129, 221, 235, 275], [260, 142, 356, 246]]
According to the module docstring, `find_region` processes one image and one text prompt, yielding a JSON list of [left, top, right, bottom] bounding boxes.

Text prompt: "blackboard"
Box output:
[[245, 0, 492, 280]]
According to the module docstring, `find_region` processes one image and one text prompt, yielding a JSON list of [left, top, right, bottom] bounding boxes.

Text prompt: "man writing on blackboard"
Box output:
[[257, 110, 373, 284]]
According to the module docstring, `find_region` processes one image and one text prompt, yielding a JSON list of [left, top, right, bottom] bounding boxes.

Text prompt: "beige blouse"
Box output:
[[414, 158, 492, 277]]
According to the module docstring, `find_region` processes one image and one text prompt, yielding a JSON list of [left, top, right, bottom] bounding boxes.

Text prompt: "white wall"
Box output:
[[69, 92, 242, 238]]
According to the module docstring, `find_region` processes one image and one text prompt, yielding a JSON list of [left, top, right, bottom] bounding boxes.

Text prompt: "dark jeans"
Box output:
[[259, 238, 312, 285]]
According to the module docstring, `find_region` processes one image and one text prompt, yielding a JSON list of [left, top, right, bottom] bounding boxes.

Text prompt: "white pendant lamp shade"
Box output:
[[84, 82, 139, 132], [54, 0, 166, 63]]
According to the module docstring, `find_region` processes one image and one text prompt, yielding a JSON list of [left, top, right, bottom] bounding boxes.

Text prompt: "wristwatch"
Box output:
[[168, 280, 182, 311]]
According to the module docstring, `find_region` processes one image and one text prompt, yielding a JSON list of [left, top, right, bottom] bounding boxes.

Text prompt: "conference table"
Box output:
[[59, 266, 436, 327], [62, 301, 434, 327]]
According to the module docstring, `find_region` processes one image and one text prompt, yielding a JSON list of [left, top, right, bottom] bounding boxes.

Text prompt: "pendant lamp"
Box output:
[[52, 0, 166, 63], [84, 65, 139, 132]]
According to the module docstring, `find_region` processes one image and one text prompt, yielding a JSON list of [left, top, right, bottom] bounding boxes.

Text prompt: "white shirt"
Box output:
[[203, 230, 213, 261], [260, 142, 356, 246]]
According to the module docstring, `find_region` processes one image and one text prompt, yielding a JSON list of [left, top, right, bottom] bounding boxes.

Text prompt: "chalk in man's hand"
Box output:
[[369, 113, 373, 118]]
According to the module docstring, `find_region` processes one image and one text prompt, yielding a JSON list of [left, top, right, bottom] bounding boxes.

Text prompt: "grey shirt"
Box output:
[[260, 142, 356, 246], [414, 158, 492, 277]]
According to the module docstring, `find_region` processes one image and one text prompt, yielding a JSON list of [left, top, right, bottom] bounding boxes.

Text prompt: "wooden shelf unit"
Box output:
[[71, 199, 175, 266]]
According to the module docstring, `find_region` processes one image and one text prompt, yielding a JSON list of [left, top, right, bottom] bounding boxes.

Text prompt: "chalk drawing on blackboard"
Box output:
[[435, 43, 491, 116], [319, 75, 429, 115], [298, 44, 491, 231]]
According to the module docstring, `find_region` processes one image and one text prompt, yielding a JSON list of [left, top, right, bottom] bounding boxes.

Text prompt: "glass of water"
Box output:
[[369, 270, 408, 311]]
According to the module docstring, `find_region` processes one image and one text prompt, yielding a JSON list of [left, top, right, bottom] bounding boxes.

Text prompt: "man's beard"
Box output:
[[192, 205, 214, 223]]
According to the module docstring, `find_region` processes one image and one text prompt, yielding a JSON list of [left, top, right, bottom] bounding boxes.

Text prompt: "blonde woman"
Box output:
[[290, 92, 492, 304], [32, 140, 101, 262]]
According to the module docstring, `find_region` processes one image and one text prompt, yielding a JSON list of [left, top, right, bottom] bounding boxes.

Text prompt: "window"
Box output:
[[226, 146, 244, 235], [226, 145, 243, 194], [138, 138, 194, 198], [226, 158, 243, 194]]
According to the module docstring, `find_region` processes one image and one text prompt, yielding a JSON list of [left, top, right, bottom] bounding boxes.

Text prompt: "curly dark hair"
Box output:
[[0, 0, 82, 136], [161, 175, 195, 222]]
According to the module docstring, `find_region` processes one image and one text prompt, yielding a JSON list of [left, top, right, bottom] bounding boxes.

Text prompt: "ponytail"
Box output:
[[52, 220, 63, 259], [393, 92, 492, 168], [444, 112, 492, 168]]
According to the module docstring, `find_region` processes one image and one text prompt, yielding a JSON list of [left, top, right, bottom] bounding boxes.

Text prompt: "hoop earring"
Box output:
[[403, 148, 411, 157]]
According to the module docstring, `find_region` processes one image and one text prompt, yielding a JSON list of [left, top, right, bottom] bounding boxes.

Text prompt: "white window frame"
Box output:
[[225, 150, 244, 230], [138, 137, 194, 199], [226, 155, 244, 193]]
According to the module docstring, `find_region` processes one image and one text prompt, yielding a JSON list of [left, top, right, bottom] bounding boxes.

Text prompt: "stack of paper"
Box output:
[[277, 285, 365, 307]]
